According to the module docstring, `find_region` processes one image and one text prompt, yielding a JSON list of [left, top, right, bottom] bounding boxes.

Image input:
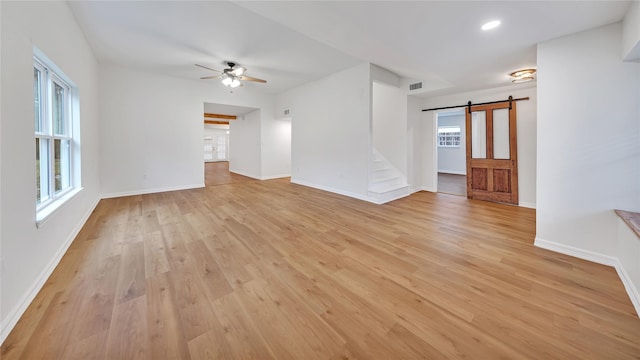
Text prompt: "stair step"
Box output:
[[372, 168, 394, 177], [370, 174, 401, 184], [368, 182, 408, 194]]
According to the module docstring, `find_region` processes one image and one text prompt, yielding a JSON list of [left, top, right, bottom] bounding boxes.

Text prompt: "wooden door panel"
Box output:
[[466, 101, 518, 205], [471, 168, 488, 191], [493, 169, 511, 193]]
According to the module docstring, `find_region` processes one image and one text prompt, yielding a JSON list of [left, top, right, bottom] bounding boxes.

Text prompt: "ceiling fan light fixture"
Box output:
[[196, 62, 265, 87], [509, 68, 536, 83], [221, 76, 233, 86]]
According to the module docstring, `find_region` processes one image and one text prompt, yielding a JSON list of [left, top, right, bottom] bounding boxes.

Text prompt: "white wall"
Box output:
[[261, 116, 291, 179], [437, 112, 466, 175], [372, 81, 407, 175], [622, 0, 640, 61], [99, 65, 204, 197], [536, 23, 640, 255], [99, 64, 279, 196], [0, 1, 101, 342], [229, 110, 261, 178], [277, 62, 371, 199], [616, 218, 640, 313], [0, 1, 4, 337], [407, 96, 423, 192], [421, 85, 537, 207]]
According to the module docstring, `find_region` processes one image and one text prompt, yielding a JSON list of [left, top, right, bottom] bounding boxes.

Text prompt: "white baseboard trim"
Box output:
[[229, 169, 260, 179], [534, 237, 639, 317], [101, 183, 204, 199], [261, 173, 291, 180], [519, 201, 536, 209], [290, 178, 376, 204], [368, 185, 410, 205], [438, 170, 466, 176], [613, 258, 640, 317], [420, 186, 437, 193], [534, 237, 618, 266], [0, 196, 101, 345]]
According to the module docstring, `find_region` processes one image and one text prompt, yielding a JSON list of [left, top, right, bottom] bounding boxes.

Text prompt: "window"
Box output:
[[34, 55, 77, 217], [437, 126, 461, 147]]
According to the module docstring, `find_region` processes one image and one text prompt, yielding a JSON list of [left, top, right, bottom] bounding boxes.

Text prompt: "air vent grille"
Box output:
[[409, 82, 423, 91]]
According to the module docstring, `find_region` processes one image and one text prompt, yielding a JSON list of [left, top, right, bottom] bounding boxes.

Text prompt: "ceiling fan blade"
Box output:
[[195, 63, 220, 72], [200, 75, 223, 80], [239, 75, 267, 83]]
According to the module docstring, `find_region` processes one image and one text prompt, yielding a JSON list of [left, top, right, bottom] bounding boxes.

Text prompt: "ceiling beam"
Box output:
[[204, 113, 236, 120], [204, 120, 229, 125]]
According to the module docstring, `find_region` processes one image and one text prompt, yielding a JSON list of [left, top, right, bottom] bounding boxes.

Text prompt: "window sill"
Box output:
[[36, 187, 83, 228]]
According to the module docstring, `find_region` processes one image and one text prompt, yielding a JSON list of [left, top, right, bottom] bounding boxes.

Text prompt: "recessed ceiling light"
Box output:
[[481, 20, 501, 31]]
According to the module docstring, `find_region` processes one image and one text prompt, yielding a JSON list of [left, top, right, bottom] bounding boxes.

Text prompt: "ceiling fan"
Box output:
[[195, 62, 267, 88]]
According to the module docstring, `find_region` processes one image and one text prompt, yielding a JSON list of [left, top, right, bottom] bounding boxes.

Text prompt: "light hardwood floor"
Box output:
[[2, 177, 639, 359], [438, 173, 466, 197], [205, 161, 252, 187]]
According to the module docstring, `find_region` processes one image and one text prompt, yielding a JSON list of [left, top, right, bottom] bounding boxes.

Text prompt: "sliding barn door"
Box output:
[[465, 101, 518, 205]]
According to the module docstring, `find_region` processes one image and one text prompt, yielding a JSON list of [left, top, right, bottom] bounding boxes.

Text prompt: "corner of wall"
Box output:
[[0, 195, 101, 344], [534, 236, 640, 317], [622, 0, 640, 62]]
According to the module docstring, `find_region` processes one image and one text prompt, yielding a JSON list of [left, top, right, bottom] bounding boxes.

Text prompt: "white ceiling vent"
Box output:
[[409, 82, 423, 91]]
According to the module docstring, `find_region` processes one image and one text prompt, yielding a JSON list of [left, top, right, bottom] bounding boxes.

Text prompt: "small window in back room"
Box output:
[[437, 126, 461, 147]]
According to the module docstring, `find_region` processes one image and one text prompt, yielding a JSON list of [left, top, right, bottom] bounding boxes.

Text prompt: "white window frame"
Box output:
[[437, 126, 462, 148], [34, 54, 79, 224]]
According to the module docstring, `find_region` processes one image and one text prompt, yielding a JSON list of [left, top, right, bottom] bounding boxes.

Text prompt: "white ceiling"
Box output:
[[204, 102, 257, 116], [69, 1, 631, 96]]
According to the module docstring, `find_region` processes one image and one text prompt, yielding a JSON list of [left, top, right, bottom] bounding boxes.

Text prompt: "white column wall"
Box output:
[[536, 23, 640, 256], [0, 1, 101, 342], [276, 62, 371, 200], [407, 96, 423, 192], [260, 116, 291, 180], [229, 110, 261, 178], [372, 81, 407, 175], [622, 0, 640, 61]]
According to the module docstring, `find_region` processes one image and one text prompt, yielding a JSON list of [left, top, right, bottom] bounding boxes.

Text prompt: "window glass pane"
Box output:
[[52, 82, 66, 136], [493, 108, 510, 159], [54, 139, 71, 193], [35, 55, 78, 213], [36, 138, 50, 203], [34, 68, 42, 133], [437, 126, 461, 147], [471, 111, 487, 158]]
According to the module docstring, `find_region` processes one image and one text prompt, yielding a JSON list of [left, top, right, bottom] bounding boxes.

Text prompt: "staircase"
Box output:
[[368, 149, 409, 204]]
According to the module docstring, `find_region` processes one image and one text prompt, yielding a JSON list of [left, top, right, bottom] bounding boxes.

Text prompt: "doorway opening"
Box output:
[[202, 102, 257, 186], [204, 125, 229, 162], [436, 110, 467, 197]]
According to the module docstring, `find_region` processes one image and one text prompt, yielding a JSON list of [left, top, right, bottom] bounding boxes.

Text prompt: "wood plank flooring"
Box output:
[[438, 172, 466, 197], [2, 177, 640, 359], [205, 161, 252, 187]]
